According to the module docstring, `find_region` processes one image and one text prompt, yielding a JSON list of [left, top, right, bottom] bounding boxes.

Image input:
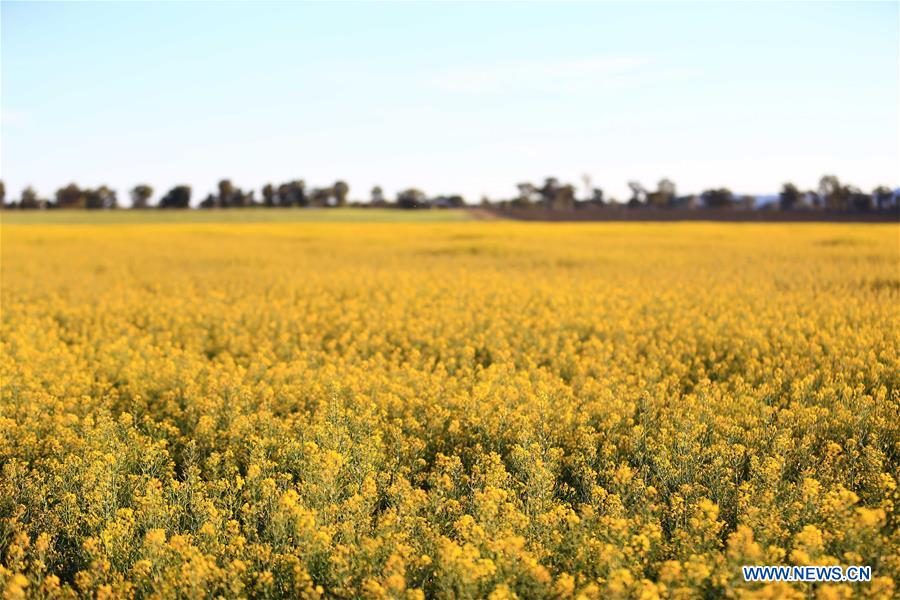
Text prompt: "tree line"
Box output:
[[503, 176, 897, 212], [0, 179, 464, 211], [0, 175, 896, 212]]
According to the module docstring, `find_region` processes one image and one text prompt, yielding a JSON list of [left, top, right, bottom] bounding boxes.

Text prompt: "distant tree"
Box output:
[[581, 174, 593, 202], [85, 185, 117, 209], [534, 177, 575, 210], [701, 188, 734, 208], [85, 189, 103, 210], [199, 194, 216, 209], [670, 195, 699, 210], [539, 178, 560, 208], [262, 184, 275, 207], [645, 192, 664, 208], [848, 188, 873, 212], [0, 180, 5, 208], [131, 185, 154, 209], [229, 187, 252, 208], [102, 185, 118, 209], [217, 179, 235, 208], [277, 180, 306, 207], [658, 178, 676, 197], [20, 186, 42, 209], [873, 186, 894, 210], [646, 178, 676, 208], [370, 186, 386, 206], [209, 182, 251, 208], [807, 190, 822, 209], [333, 181, 349, 207], [159, 185, 191, 209], [277, 184, 291, 207], [310, 187, 333, 207], [397, 188, 427, 209], [779, 182, 802, 210], [627, 181, 646, 207], [56, 183, 86, 209], [295, 181, 308, 207], [819, 175, 853, 211], [590, 188, 605, 206], [554, 184, 576, 210], [513, 183, 538, 207], [818, 175, 839, 206]]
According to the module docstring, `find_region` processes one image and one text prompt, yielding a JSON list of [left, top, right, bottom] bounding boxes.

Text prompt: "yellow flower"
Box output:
[[1, 221, 897, 598]]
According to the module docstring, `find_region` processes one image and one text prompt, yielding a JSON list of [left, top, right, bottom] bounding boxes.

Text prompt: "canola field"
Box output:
[[1, 221, 898, 599]]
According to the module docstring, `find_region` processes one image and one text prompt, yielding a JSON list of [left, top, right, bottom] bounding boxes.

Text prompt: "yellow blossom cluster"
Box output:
[[1, 222, 897, 598]]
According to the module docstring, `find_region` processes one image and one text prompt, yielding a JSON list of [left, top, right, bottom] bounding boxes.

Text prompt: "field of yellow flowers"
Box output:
[[1, 221, 898, 599]]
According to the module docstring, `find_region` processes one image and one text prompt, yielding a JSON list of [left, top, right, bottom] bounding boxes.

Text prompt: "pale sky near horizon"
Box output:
[[1, 1, 898, 206]]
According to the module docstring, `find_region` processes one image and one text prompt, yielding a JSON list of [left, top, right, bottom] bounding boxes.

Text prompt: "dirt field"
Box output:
[[487, 207, 899, 223]]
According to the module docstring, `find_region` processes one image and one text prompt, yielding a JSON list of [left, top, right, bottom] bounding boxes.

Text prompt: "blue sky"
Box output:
[[2, 1, 897, 205]]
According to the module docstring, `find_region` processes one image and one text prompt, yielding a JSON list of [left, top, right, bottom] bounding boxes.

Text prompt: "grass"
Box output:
[[0, 207, 473, 224]]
